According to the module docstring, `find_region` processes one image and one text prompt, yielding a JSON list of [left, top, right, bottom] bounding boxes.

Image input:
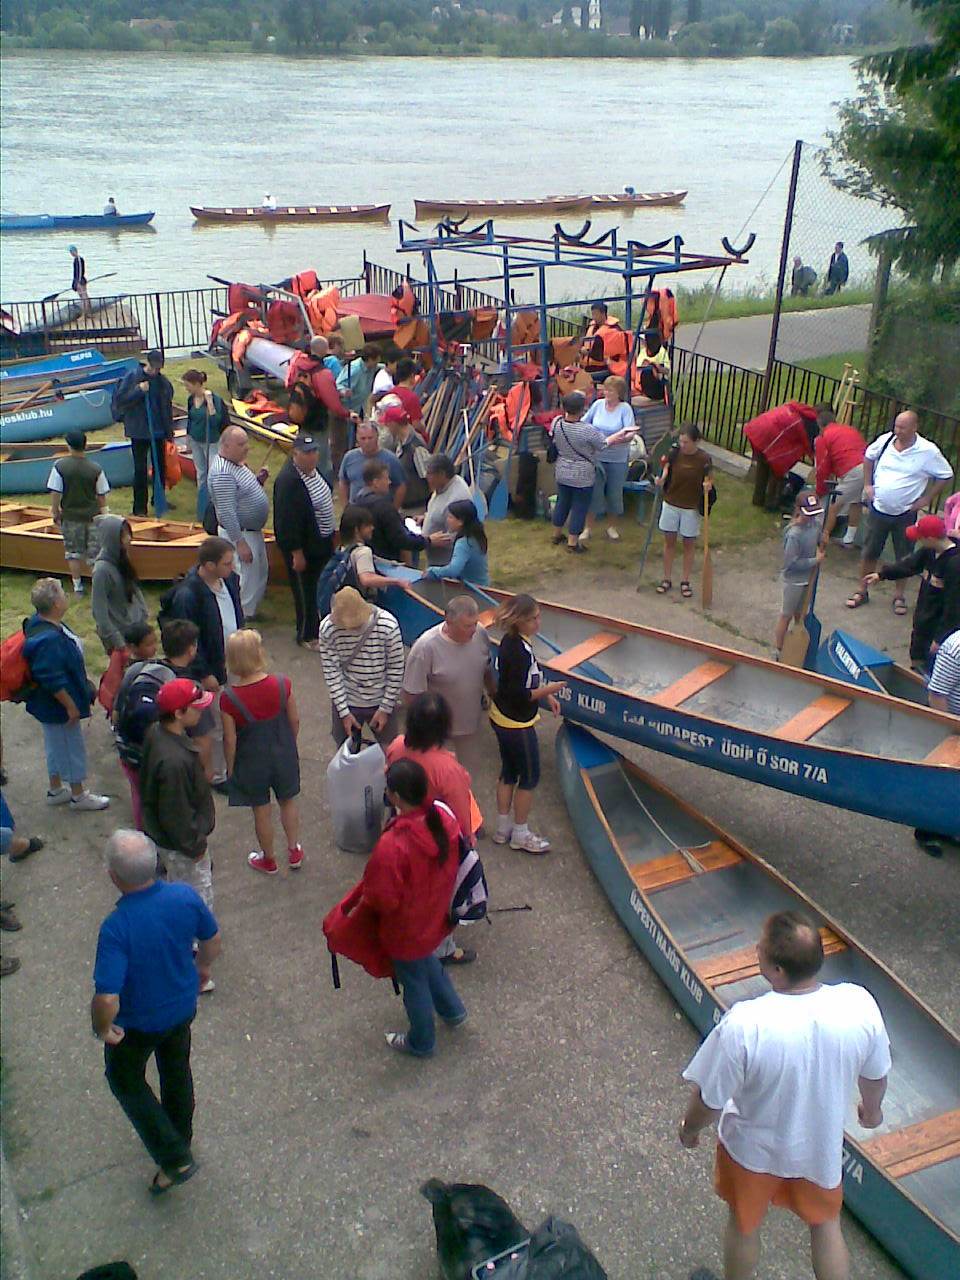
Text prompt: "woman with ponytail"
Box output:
[[361, 758, 467, 1056]]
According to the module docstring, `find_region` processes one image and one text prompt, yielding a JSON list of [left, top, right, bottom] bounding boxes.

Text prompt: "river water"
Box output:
[[0, 52, 875, 306]]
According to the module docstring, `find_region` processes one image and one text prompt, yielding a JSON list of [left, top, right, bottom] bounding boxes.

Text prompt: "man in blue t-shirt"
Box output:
[[92, 829, 220, 1194], [338, 420, 406, 507]]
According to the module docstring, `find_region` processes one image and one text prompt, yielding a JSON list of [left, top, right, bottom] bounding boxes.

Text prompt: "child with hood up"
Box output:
[[91, 515, 148, 654]]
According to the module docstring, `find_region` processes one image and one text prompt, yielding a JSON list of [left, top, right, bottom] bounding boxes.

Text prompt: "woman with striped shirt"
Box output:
[[549, 391, 636, 553]]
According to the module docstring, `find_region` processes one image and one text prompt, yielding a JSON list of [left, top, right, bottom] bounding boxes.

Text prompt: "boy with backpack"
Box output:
[[316, 505, 412, 620], [46, 430, 109, 594], [111, 632, 175, 828]]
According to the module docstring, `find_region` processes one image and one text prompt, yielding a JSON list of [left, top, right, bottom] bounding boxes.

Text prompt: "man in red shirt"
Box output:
[[813, 404, 866, 546], [286, 336, 356, 481], [391, 357, 424, 428]]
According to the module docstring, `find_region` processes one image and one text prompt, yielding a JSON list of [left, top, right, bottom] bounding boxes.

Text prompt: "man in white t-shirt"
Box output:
[[848, 411, 953, 613], [403, 596, 496, 779], [679, 911, 890, 1280]]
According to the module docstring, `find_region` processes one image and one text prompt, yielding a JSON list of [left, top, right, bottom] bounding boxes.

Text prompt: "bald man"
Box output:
[[206, 427, 271, 620], [848, 410, 953, 613]]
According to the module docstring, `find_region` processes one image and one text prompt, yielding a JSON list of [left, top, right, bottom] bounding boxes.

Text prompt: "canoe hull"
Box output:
[[1, 357, 141, 402], [0, 213, 154, 232], [815, 629, 928, 706], [0, 388, 115, 444], [0, 349, 104, 386], [556, 723, 960, 1280], [0, 505, 286, 582], [0, 441, 134, 495], [414, 191, 687, 218], [190, 204, 390, 223], [379, 578, 959, 834]]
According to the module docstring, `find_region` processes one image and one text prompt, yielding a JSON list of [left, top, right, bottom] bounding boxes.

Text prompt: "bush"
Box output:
[[675, 21, 710, 55], [93, 20, 147, 50], [37, 18, 91, 47], [763, 16, 800, 56]]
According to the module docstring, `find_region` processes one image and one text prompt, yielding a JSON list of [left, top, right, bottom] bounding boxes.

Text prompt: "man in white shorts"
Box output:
[[813, 405, 866, 546]]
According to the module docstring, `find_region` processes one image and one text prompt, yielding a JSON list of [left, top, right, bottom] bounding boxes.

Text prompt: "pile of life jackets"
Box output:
[[287, 270, 340, 335]]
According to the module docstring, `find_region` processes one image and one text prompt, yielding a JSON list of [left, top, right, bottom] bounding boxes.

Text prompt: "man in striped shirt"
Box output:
[[273, 433, 335, 649], [915, 628, 960, 858], [207, 428, 270, 621], [318, 587, 405, 747]]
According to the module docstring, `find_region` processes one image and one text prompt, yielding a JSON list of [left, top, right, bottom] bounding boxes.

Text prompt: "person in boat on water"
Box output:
[[69, 246, 90, 318], [489, 594, 566, 856], [775, 493, 825, 656], [262, 194, 277, 211], [103, 197, 118, 217], [680, 910, 890, 1280]]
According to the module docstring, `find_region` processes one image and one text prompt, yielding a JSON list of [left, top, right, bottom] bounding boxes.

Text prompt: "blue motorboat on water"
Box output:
[[0, 440, 134, 494], [0, 349, 105, 385], [0, 387, 116, 445], [0, 212, 155, 232]]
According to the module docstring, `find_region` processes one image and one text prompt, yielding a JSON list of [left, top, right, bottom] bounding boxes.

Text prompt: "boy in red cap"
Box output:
[[139, 681, 218, 959], [864, 514, 960, 672]]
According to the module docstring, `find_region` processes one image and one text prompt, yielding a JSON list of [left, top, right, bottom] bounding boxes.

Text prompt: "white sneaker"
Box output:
[[492, 828, 512, 845], [46, 786, 72, 806], [842, 529, 857, 546], [579, 528, 591, 544], [72, 582, 85, 596], [70, 791, 110, 812], [199, 977, 215, 995], [606, 526, 621, 541], [509, 829, 552, 855]]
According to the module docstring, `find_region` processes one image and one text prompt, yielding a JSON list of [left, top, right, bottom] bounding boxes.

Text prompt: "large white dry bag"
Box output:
[[327, 731, 386, 854]]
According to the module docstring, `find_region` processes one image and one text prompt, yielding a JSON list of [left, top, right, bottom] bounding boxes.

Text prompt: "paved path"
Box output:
[[686, 304, 871, 371]]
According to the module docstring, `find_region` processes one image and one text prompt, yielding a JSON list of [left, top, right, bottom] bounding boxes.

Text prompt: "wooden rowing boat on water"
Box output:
[[190, 204, 391, 224], [0, 504, 286, 582], [413, 190, 687, 219], [379, 575, 960, 834], [557, 722, 960, 1280]]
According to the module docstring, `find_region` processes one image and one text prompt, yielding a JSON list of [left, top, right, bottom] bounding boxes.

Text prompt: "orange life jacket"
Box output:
[[390, 281, 417, 325], [230, 320, 268, 366], [582, 319, 629, 376], [488, 383, 531, 441], [289, 270, 318, 299], [509, 310, 541, 359], [227, 282, 260, 314], [644, 289, 677, 343], [305, 286, 340, 336], [395, 317, 430, 352], [267, 299, 305, 346]]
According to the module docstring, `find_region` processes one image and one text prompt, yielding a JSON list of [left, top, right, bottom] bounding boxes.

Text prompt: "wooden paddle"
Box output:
[[42, 272, 117, 304], [701, 494, 713, 609], [2, 380, 53, 415]]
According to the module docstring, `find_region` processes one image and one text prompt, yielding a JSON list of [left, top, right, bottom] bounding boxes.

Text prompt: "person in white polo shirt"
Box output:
[[679, 910, 890, 1280], [847, 411, 953, 615], [207, 427, 271, 621]]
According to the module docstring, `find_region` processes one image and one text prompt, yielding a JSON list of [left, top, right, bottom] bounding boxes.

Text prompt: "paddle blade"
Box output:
[[701, 549, 713, 609], [487, 472, 508, 521], [779, 622, 811, 669]]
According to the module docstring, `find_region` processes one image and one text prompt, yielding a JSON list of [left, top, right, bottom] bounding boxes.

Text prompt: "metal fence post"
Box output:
[[154, 292, 165, 356], [761, 139, 803, 412]]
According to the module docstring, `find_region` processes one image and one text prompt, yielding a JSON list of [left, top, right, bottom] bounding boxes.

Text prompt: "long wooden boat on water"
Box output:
[[0, 212, 154, 232], [0, 440, 134, 494], [0, 348, 105, 387], [379, 575, 960, 834], [413, 190, 687, 219], [556, 722, 960, 1280], [0, 504, 287, 582], [190, 204, 390, 224], [0, 387, 115, 445]]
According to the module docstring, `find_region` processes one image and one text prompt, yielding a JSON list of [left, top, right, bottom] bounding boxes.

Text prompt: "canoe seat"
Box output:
[[694, 927, 846, 988], [476, 608, 498, 629], [631, 840, 742, 892], [774, 694, 852, 743], [652, 661, 732, 709], [549, 632, 622, 674], [924, 736, 960, 767], [861, 1109, 960, 1179]]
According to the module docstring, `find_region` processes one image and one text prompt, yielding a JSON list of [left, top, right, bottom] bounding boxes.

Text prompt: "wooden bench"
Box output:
[[549, 631, 623, 675], [630, 840, 742, 892], [924, 735, 960, 768], [861, 1109, 960, 1179], [653, 661, 732, 709], [694, 927, 846, 988], [774, 694, 852, 743]]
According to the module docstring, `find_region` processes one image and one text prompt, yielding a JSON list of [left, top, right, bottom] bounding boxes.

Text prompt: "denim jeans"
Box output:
[[391, 954, 466, 1055], [551, 483, 593, 537], [590, 459, 629, 518], [42, 721, 87, 785], [104, 1016, 195, 1172]]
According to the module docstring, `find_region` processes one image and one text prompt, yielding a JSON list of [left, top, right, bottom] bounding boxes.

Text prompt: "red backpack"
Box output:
[[0, 624, 34, 703]]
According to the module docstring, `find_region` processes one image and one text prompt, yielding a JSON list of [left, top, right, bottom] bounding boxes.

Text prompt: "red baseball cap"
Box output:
[[380, 404, 410, 425], [156, 678, 214, 715], [906, 515, 946, 541]]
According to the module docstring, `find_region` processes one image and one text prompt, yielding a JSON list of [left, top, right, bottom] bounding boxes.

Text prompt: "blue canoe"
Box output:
[[0, 212, 155, 232], [0, 387, 115, 445], [557, 722, 960, 1280], [378, 574, 960, 834], [1, 357, 141, 402], [814, 629, 928, 706], [0, 440, 134, 494], [0, 349, 104, 385]]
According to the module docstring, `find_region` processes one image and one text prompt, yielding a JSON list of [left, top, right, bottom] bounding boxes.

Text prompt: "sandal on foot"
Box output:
[[656, 579, 672, 595], [845, 589, 869, 609], [550, 530, 566, 545], [9, 837, 43, 864], [892, 597, 908, 616], [440, 947, 476, 965], [680, 581, 692, 598], [149, 1160, 198, 1195]]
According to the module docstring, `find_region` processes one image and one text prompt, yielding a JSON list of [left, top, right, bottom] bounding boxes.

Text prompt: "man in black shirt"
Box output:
[[69, 245, 89, 317], [866, 514, 960, 672]]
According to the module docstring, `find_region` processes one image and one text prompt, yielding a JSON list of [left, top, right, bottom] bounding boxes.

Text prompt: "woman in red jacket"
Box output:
[[362, 758, 466, 1056]]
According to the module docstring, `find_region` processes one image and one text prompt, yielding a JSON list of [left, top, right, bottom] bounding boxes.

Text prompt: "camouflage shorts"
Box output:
[[60, 519, 100, 562]]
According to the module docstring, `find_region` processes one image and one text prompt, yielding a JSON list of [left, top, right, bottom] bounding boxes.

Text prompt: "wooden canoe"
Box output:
[[586, 190, 687, 209], [413, 191, 687, 219], [0, 212, 154, 232], [0, 504, 286, 582], [378, 575, 960, 834], [190, 204, 390, 223], [0, 357, 141, 406], [557, 722, 960, 1280]]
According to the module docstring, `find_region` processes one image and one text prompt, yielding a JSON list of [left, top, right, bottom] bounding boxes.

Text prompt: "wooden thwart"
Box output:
[[549, 631, 622, 675], [924, 736, 960, 767], [774, 694, 852, 743], [694, 927, 846, 987], [653, 661, 731, 709], [631, 840, 741, 892], [862, 1109, 960, 1179]]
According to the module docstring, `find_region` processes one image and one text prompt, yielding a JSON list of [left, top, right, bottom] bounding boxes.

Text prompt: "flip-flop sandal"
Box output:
[[680, 581, 693, 598], [845, 590, 870, 609], [149, 1160, 199, 1196], [656, 579, 672, 594], [892, 598, 908, 615]]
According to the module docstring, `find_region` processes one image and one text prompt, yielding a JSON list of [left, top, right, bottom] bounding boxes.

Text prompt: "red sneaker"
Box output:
[[247, 851, 278, 876], [288, 844, 304, 870]]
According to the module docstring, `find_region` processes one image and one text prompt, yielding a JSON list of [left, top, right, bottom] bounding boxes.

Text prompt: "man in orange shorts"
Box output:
[[678, 910, 890, 1280]]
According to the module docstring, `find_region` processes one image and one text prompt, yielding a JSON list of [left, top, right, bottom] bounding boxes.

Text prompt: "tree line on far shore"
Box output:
[[0, 0, 923, 57]]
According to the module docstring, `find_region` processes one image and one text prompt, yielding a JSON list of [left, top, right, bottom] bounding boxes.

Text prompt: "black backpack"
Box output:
[[157, 574, 189, 632], [113, 661, 174, 767], [316, 547, 360, 619]]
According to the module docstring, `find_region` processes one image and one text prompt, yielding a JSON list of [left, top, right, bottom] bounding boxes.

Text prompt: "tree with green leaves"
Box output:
[[686, 0, 701, 22], [825, 0, 960, 277]]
